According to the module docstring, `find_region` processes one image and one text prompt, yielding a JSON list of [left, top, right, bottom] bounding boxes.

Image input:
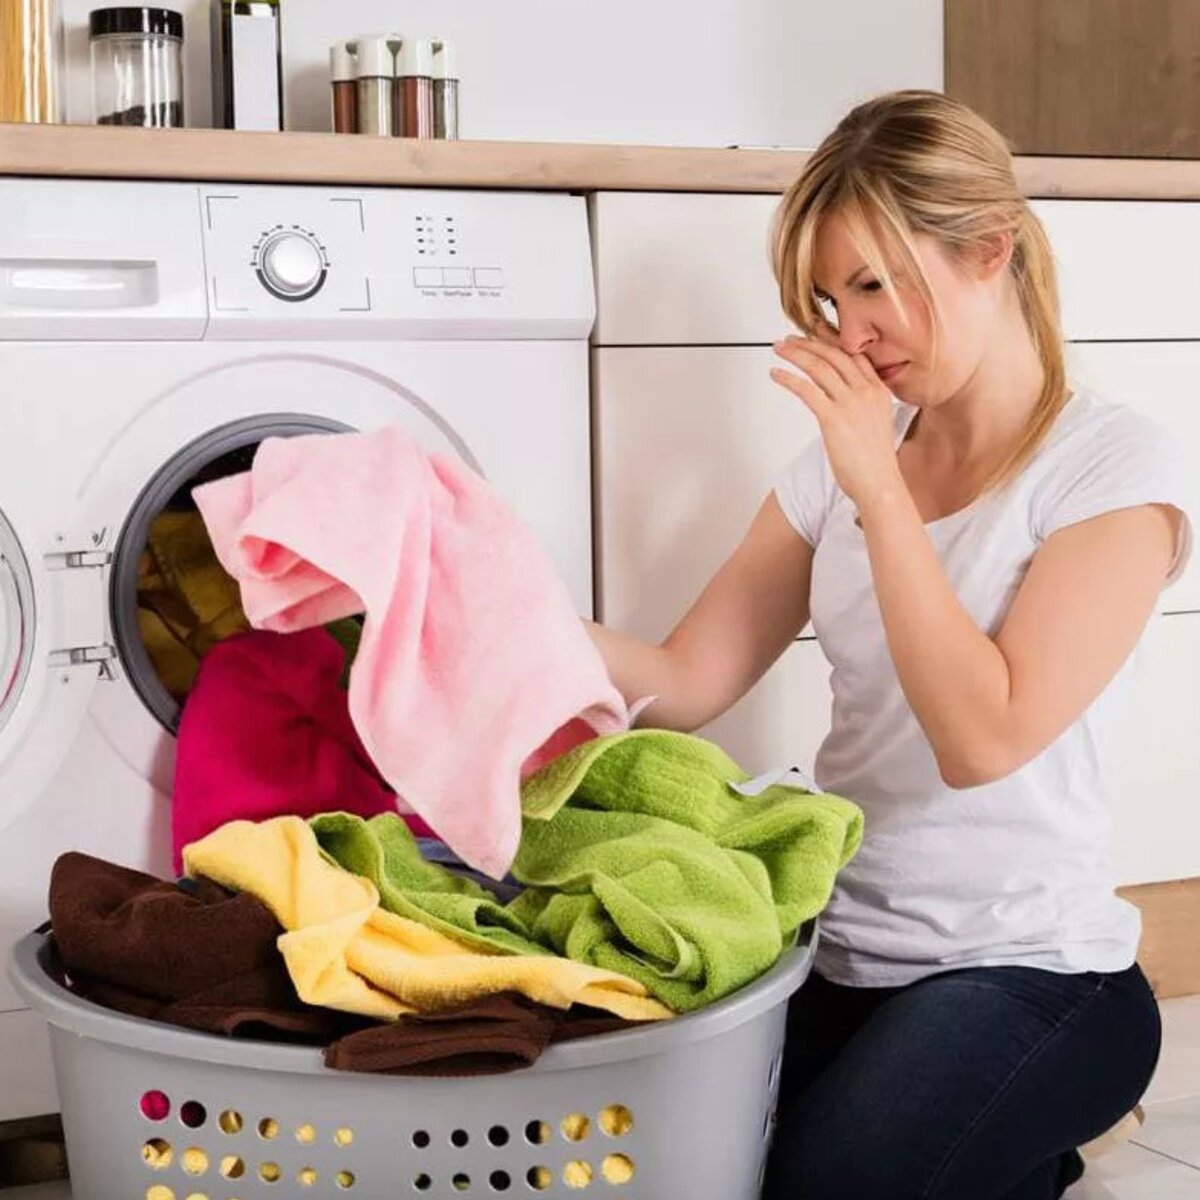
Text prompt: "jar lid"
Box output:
[[89, 7, 184, 40]]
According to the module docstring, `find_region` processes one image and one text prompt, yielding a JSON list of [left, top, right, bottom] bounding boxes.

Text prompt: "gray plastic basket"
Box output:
[[9, 923, 815, 1200]]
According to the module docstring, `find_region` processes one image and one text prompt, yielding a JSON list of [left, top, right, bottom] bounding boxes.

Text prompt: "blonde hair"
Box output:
[[772, 89, 1066, 490]]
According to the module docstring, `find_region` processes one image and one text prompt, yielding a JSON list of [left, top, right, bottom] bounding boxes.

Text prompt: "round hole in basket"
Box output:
[[413, 1176, 432, 1192], [526, 1166, 552, 1191], [219, 1156, 244, 1180], [561, 1114, 590, 1143], [180, 1101, 207, 1129], [489, 1170, 511, 1191], [487, 1125, 509, 1147], [145, 1186, 175, 1200], [336, 1170, 356, 1189], [181, 1148, 208, 1177], [450, 1128, 469, 1148], [602, 1154, 635, 1185], [259, 1162, 282, 1184], [183, 1193, 210, 1200], [524, 1120, 550, 1146], [563, 1160, 593, 1189], [218, 1110, 243, 1135], [258, 1118, 280, 1141], [296, 1123, 317, 1145], [597, 1105, 634, 1138], [141, 1139, 173, 1170], [299, 1167, 318, 1187], [452, 1174, 470, 1191], [140, 1091, 171, 1121], [412, 1129, 431, 1149], [334, 1126, 355, 1148]]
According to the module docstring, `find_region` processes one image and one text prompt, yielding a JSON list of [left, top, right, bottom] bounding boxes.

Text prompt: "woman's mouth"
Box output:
[[875, 361, 908, 384]]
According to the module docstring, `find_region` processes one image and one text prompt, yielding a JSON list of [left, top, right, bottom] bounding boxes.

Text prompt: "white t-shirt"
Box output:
[[774, 389, 1194, 987]]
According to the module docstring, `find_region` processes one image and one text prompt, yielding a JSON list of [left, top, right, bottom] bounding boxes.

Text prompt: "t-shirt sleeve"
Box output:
[[1032, 408, 1194, 586], [773, 436, 833, 548]]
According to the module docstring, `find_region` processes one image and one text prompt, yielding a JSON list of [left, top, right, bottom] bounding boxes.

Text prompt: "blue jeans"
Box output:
[[762, 961, 1161, 1200]]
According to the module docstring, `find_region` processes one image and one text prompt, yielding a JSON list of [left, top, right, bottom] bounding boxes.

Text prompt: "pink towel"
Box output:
[[172, 627, 432, 872], [193, 426, 631, 879]]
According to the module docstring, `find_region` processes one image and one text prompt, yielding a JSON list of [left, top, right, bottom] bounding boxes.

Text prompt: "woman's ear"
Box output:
[[976, 231, 1014, 281]]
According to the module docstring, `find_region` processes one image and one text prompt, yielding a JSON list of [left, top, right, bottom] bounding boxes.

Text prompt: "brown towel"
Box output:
[[48, 852, 355, 1043], [325, 994, 645, 1077]]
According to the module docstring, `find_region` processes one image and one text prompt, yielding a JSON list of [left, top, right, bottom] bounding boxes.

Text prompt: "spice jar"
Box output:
[[90, 7, 184, 127], [394, 37, 433, 139], [353, 34, 393, 136], [0, 0, 65, 123], [329, 39, 357, 133], [431, 39, 458, 140]]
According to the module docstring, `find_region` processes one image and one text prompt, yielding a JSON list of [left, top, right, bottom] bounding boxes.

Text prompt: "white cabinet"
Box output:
[[1107, 613, 1200, 885], [1032, 200, 1200, 341], [593, 344, 829, 772], [591, 193, 786, 345]]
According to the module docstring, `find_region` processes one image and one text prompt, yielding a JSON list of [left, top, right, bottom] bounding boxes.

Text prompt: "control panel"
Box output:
[[198, 184, 595, 339]]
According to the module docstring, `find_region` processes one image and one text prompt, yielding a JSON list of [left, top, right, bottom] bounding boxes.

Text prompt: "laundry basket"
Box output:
[[9, 923, 815, 1200]]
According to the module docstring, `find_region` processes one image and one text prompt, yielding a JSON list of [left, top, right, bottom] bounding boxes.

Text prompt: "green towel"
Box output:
[[309, 812, 548, 957], [512, 730, 863, 1012]]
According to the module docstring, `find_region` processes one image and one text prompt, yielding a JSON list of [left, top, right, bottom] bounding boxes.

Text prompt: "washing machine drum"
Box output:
[[111, 415, 356, 733], [0, 512, 34, 740]]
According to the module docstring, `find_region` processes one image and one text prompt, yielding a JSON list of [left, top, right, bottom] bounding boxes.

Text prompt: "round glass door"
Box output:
[[0, 513, 34, 738]]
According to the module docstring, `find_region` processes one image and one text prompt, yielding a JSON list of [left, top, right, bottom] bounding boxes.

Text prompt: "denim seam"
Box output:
[[919, 974, 1110, 1199]]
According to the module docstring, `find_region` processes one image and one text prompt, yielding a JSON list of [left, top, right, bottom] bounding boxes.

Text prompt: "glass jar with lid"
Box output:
[[89, 6, 184, 127]]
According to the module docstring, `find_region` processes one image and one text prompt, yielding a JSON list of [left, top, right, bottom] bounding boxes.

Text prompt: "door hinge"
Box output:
[[44, 550, 113, 571], [48, 643, 118, 680]]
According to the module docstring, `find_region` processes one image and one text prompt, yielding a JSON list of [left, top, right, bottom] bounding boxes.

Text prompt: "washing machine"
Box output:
[[0, 178, 598, 1120]]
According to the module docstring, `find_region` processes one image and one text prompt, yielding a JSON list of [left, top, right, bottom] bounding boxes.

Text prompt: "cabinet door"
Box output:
[[593, 344, 832, 772], [1033, 200, 1200, 341], [1107, 613, 1200, 885], [1067, 341, 1200, 613], [590, 193, 786, 346]]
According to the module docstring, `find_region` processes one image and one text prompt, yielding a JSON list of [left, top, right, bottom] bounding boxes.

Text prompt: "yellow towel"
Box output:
[[183, 818, 673, 1023]]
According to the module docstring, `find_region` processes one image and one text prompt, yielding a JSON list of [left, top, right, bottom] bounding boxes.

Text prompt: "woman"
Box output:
[[586, 90, 1192, 1199]]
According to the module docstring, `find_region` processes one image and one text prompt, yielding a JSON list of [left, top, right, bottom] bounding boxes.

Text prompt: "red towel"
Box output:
[[172, 627, 432, 872]]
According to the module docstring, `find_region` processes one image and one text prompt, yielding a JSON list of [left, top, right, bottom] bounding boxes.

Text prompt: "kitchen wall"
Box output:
[[56, 0, 942, 147]]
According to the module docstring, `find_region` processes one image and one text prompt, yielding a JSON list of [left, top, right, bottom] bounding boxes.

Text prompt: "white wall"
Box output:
[[54, 0, 941, 147], [281, 0, 942, 145]]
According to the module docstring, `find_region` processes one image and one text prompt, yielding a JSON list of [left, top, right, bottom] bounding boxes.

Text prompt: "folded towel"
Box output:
[[172, 629, 432, 873], [48, 852, 352, 1042], [311, 812, 545, 956], [512, 730, 863, 1011], [184, 818, 673, 1023], [192, 425, 631, 879]]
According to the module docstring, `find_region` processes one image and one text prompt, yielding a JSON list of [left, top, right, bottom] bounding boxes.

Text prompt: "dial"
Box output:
[[255, 230, 327, 301]]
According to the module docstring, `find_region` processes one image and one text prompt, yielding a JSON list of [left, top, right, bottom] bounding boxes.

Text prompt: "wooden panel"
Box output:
[[1120, 877, 1200, 998], [946, 0, 1200, 158], [7, 123, 1200, 198]]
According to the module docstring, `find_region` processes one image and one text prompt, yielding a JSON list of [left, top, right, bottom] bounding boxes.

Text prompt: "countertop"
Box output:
[[5, 124, 1200, 197]]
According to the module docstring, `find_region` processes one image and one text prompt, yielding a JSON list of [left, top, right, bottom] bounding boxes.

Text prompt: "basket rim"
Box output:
[[7, 921, 817, 1077]]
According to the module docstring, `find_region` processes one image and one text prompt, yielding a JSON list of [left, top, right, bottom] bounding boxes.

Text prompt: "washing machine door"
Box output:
[[0, 502, 106, 834]]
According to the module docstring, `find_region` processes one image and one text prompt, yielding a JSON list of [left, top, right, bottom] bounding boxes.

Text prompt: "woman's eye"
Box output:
[[861, 279, 883, 293], [815, 294, 840, 329]]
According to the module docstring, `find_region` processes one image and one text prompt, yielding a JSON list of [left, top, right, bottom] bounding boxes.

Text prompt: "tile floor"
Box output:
[[6, 997, 1200, 1199]]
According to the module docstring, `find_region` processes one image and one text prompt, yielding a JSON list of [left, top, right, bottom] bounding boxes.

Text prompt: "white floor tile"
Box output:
[[1146, 995, 1200, 1105], [1068, 1141, 1200, 1199], [1130, 1094, 1200, 1169]]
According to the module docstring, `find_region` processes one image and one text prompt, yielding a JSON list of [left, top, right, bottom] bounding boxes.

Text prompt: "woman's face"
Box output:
[[809, 211, 1004, 408]]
